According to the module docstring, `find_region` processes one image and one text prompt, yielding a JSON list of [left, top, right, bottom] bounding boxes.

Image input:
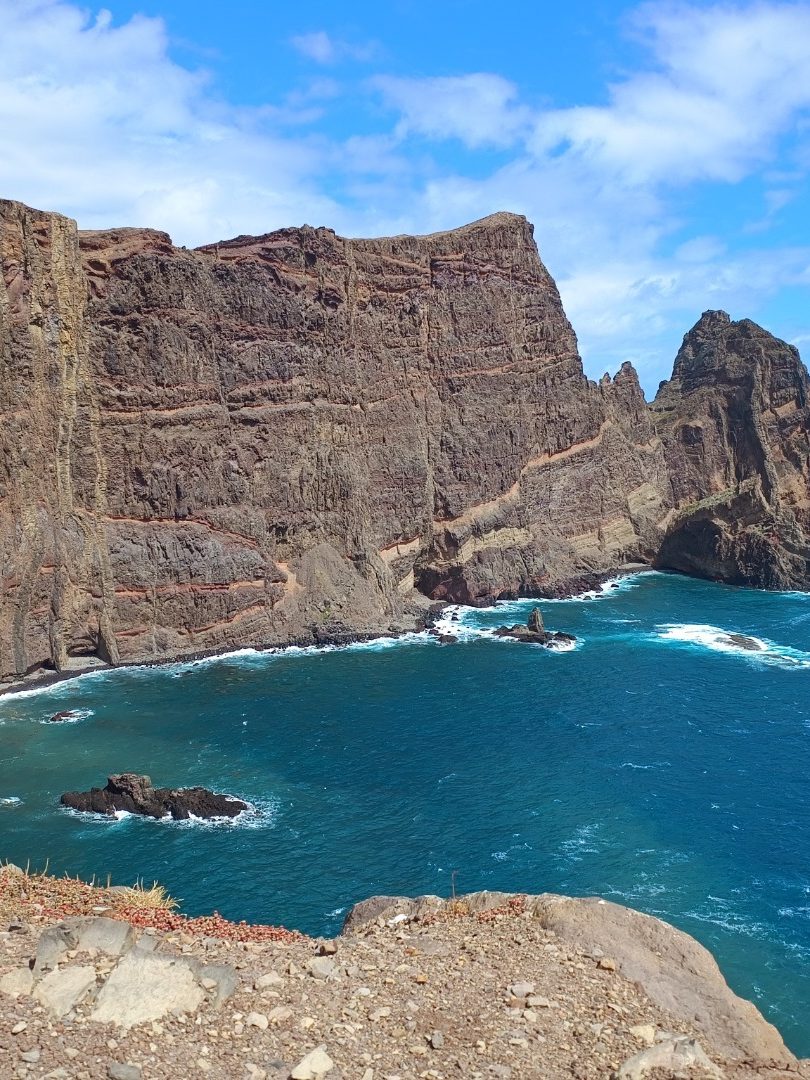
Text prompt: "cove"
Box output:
[[1, 572, 809, 1054]]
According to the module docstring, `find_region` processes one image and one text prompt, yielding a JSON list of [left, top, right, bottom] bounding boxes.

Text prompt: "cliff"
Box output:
[[651, 311, 810, 588], [1, 868, 806, 1078], [1, 199, 809, 682]]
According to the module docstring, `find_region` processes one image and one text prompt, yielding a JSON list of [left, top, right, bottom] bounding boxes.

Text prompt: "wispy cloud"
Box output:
[[374, 73, 532, 149], [291, 30, 378, 65]]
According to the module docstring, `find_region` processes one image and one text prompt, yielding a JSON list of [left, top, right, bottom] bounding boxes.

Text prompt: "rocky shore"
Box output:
[[0, 867, 806, 1080]]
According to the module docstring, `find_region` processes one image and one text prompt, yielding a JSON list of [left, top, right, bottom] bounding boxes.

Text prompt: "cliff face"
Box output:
[[0, 200, 669, 680], [651, 311, 810, 588], [1, 199, 809, 682]]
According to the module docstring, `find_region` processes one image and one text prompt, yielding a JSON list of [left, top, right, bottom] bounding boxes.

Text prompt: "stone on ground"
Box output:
[[0, 966, 34, 998], [614, 1035, 725, 1079], [91, 952, 205, 1027], [107, 1064, 142, 1080], [65, 916, 137, 957], [290, 1045, 335, 1079], [32, 965, 97, 1018]]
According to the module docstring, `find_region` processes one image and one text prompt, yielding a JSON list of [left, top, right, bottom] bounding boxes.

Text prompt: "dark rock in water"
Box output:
[[493, 607, 575, 648], [48, 710, 80, 723], [60, 773, 247, 821], [438, 633, 458, 644], [725, 633, 764, 652]]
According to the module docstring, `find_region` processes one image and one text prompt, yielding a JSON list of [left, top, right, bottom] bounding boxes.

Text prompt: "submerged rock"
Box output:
[[48, 710, 80, 723], [60, 774, 247, 821], [724, 632, 765, 652]]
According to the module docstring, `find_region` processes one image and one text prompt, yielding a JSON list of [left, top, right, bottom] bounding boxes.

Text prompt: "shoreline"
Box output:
[[0, 563, 653, 701]]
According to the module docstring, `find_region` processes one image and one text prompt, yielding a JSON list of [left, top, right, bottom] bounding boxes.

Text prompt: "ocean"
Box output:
[[1, 571, 809, 1053]]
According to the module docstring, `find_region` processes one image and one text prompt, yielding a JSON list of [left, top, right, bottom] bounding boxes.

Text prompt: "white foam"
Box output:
[[0, 796, 22, 807], [63, 795, 277, 830], [657, 623, 810, 668], [620, 761, 672, 770], [38, 708, 94, 725], [431, 607, 580, 651]]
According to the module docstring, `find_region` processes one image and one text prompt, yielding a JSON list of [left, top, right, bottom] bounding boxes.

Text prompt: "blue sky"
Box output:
[[2, 0, 810, 390]]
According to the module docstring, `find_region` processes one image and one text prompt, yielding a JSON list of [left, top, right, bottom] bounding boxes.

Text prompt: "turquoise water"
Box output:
[[2, 572, 810, 1053]]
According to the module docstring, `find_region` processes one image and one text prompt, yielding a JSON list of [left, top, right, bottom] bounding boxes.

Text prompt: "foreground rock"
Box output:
[[0, 889, 806, 1079], [60, 773, 247, 820], [343, 891, 793, 1064], [493, 606, 577, 648]]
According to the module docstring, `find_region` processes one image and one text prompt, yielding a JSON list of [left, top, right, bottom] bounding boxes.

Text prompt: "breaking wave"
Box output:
[[657, 623, 810, 668]]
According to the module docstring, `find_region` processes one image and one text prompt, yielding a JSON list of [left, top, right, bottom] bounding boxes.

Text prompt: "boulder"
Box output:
[[48, 710, 80, 723], [290, 1047, 335, 1080], [90, 951, 205, 1027], [33, 966, 97, 1018], [60, 774, 247, 820], [527, 607, 545, 634], [0, 967, 34, 998], [725, 633, 765, 652], [614, 1035, 724, 1079]]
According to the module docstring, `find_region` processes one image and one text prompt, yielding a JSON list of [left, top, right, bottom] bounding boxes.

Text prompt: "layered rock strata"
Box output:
[[1, 198, 809, 682]]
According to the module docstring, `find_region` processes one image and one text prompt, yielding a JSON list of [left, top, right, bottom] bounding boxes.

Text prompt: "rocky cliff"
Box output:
[[651, 311, 810, 588], [1, 199, 808, 682]]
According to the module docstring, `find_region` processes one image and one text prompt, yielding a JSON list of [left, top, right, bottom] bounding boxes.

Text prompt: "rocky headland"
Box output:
[[2, 198, 809, 686], [0, 866, 807, 1080]]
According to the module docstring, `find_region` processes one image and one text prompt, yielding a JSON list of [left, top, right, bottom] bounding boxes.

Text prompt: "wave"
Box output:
[[656, 623, 810, 668], [0, 796, 22, 807], [38, 708, 94, 725], [542, 570, 657, 603]]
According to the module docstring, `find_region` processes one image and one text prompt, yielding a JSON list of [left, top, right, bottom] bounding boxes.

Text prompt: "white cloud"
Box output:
[[363, 2, 810, 385], [528, 1, 810, 185], [1, 0, 809, 387], [0, 0, 344, 243], [291, 30, 378, 65], [374, 73, 532, 149]]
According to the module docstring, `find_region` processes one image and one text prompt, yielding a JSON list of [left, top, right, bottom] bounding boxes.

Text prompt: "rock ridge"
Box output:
[[1, 198, 809, 682]]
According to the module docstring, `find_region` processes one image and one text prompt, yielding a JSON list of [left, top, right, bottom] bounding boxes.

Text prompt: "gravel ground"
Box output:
[[0, 876, 807, 1080]]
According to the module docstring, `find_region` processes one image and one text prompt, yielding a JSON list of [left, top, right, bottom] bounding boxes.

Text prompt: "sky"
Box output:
[[2, 0, 810, 391]]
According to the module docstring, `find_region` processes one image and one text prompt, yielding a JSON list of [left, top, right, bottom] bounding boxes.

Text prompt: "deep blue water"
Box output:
[[2, 572, 810, 1053]]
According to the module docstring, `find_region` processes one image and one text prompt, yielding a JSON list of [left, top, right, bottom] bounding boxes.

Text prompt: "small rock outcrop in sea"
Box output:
[[47, 710, 80, 723], [59, 774, 247, 820], [493, 606, 576, 648]]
